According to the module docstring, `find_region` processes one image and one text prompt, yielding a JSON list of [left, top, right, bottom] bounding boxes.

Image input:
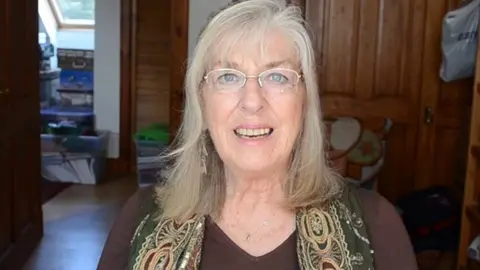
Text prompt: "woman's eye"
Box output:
[[217, 73, 239, 84], [266, 73, 288, 83]]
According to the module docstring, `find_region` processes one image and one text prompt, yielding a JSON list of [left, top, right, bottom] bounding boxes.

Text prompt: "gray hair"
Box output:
[[157, 0, 342, 221]]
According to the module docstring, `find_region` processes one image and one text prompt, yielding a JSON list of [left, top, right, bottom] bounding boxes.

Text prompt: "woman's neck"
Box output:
[[224, 169, 287, 207]]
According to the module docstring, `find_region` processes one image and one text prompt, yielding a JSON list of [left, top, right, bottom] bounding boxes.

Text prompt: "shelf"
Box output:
[[56, 88, 94, 93], [467, 204, 480, 226]]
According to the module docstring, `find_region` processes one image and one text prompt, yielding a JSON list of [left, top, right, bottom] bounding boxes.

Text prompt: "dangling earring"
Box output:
[[200, 133, 208, 174]]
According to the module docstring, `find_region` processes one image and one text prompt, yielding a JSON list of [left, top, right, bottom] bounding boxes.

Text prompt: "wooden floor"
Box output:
[[23, 177, 138, 270]]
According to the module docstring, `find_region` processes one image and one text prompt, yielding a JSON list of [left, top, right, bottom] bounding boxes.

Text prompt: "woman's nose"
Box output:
[[239, 78, 265, 113]]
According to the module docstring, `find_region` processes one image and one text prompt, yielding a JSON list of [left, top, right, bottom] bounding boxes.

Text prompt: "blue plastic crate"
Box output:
[[41, 107, 95, 129], [59, 69, 94, 90]]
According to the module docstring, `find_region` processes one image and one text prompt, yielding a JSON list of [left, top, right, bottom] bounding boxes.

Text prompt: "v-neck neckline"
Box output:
[[206, 216, 297, 261]]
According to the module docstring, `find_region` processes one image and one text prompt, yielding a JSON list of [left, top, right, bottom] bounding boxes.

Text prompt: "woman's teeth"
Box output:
[[234, 128, 273, 138]]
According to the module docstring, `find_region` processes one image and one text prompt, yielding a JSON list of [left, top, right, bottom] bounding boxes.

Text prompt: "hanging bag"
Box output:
[[440, 0, 480, 82]]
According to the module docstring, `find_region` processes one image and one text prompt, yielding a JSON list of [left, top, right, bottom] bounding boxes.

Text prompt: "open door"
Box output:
[[0, 0, 43, 269]]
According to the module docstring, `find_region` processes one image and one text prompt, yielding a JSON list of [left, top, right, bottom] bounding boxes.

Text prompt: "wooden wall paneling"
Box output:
[[305, 0, 427, 201], [135, 0, 171, 130], [414, 0, 472, 192], [110, 0, 180, 177], [169, 0, 189, 140]]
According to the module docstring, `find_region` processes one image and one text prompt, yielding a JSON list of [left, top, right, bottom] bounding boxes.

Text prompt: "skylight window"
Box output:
[[48, 0, 95, 29]]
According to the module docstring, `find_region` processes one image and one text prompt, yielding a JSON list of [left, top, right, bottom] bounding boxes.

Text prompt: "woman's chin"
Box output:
[[231, 158, 280, 175]]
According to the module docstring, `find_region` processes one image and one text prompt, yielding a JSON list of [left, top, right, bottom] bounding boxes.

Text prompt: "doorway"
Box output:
[[1, 0, 190, 268]]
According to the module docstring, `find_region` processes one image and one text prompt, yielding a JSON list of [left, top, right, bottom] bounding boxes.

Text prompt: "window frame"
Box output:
[[47, 0, 95, 30]]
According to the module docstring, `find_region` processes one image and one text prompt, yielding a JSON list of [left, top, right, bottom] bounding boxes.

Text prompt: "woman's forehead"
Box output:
[[214, 58, 298, 70], [209, 34, 299, 70]]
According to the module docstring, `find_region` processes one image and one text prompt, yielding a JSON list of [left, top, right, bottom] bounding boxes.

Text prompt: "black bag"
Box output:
[[396, 186, 461, 252]]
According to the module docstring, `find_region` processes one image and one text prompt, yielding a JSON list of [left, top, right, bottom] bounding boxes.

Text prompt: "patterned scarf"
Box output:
[[128, 185, 375, 270]]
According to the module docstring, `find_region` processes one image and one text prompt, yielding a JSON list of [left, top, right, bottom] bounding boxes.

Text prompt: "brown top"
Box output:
[[97, 187, 418, 270], [199, 217, 300, 270]]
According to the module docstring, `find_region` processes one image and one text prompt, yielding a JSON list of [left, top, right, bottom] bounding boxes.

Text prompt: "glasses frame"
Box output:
[[203, 68, 303, 91]]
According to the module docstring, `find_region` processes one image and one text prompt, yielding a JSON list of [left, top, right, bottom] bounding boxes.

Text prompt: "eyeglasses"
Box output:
[[203, 68, 302, 93]]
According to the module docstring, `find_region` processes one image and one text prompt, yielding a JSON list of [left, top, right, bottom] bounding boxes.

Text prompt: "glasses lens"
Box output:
[[206, 69, 244, 91], [260, 69, 299, 91]]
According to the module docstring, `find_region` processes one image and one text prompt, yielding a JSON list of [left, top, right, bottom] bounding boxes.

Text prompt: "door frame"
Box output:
[[0, 0, 43, 269], [112, 0, 189, 176], [108, 0, 135, 177], [169, 0, 189, 138]]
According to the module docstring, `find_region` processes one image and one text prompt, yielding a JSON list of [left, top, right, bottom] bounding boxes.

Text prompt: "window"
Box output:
[[49, 0, 95, 29]]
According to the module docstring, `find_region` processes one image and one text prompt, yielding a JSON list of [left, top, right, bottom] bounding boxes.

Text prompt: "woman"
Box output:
[[98, 0, 418, 269]]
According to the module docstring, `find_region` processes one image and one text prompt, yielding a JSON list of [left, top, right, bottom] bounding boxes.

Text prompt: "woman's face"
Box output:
[[202, 32, 305, 176]]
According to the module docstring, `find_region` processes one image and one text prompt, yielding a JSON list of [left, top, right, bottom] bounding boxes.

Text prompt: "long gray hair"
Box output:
[[156, 0, 342, 221]]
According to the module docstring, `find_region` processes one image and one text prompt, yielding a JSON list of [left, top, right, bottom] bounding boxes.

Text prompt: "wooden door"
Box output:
[[0, 0, 43, 269], [304, 0, 426, 201], [0, 0, 14, 265], [414, 0, 473, 194], [303, 0, 472, 202]]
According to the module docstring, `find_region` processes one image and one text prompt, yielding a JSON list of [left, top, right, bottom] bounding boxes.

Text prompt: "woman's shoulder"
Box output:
[[119, 185, 159, 219], [354, 188, 419, 270], [353, 187, 402, 228], [97, 185, 159, 270], [355, 188, 398, 216]]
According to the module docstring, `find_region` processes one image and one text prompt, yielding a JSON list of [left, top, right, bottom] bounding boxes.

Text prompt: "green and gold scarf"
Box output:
[[128, 185, 375, 270]]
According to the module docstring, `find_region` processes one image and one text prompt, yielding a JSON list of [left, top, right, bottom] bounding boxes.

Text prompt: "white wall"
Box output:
[[94, 0, 121, 158], [188, 0, 231, 58], [57, 30, 94, 49], [38, 0, 58, 67]]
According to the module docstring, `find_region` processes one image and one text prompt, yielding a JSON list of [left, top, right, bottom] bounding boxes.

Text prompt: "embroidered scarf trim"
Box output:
[[128, 186, 375, 270]]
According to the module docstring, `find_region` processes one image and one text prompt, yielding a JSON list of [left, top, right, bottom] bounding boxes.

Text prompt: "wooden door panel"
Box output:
[[0, 133, 13, 257], [134, 0, 171, 130], [10, 0, 43, 235], [0, 0, 43, 268], [0, 0, 13, 260], [378, 124, 418, 199], [169, 0, 189, 139], [415, 0, 473, 191], [306, 0, 426, 201], [0, 96, 13, 263], [307, 0, 425, 110]]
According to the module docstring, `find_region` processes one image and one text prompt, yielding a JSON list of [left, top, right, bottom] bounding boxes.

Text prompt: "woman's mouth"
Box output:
[[234, 128, 274, 139]]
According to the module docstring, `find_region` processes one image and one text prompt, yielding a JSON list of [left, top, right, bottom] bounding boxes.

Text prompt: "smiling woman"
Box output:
[[98, 1, 418, 269]]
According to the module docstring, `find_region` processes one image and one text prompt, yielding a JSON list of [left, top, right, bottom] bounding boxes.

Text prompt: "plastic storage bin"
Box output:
[[40, 69, 61, 109], [57, 48, 94, 71], [59, 70, 94, 90], [41, 107, 95, 130], [57, 48, 94, 90], [41, 131, 109, 185], [134, 124, 169, 186], [56, 88, 94, 108]]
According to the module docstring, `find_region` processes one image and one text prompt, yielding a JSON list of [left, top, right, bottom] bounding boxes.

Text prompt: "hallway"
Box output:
[[23, 177, 138, 270]]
